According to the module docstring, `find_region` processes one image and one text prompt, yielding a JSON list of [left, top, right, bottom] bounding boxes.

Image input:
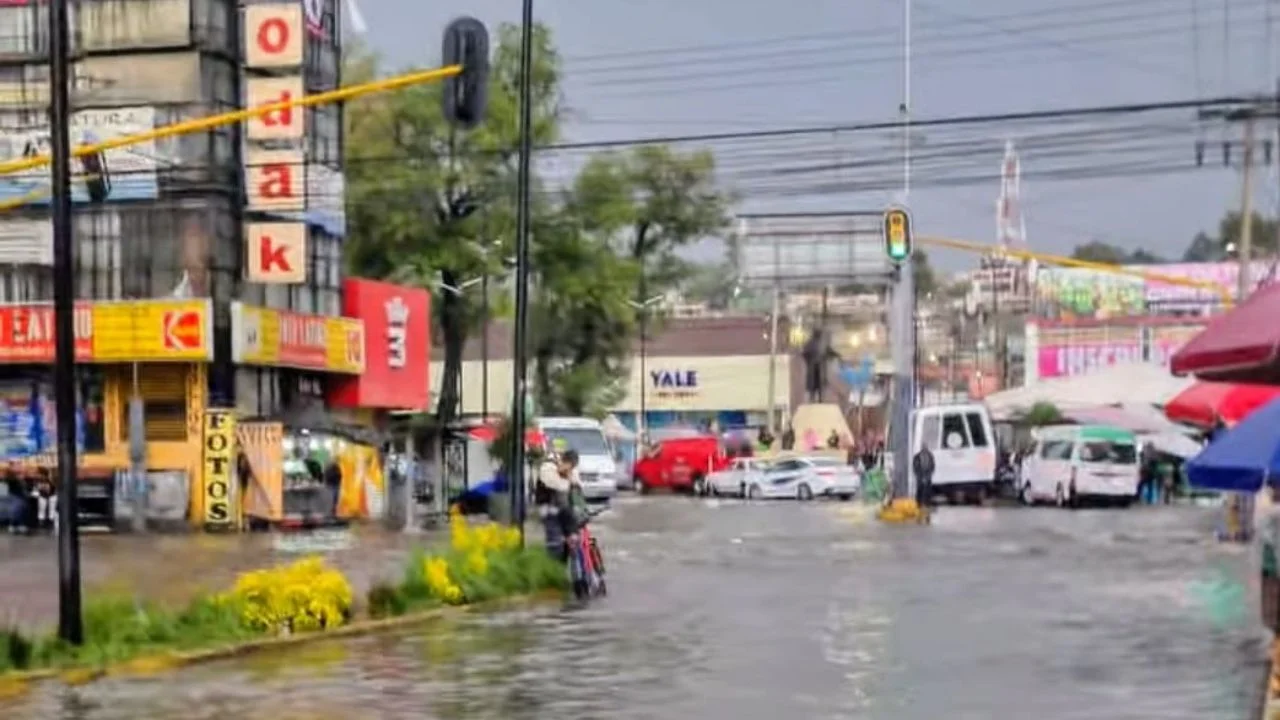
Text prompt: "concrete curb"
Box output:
[[0, 591, 558, 695]]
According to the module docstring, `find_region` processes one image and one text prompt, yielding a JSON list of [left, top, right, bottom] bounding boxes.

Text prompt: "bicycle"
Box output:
[[566, 508, 607, 601]]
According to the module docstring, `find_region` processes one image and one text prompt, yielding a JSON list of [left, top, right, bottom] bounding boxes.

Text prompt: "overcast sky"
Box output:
[[355, 0, 1277, 272]]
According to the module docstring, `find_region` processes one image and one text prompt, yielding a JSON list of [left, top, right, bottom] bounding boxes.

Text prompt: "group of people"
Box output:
[[1, 471, 59, 534]]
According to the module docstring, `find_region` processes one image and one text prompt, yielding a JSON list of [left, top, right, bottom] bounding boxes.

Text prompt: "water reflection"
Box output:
[[0, 503, 1270, 720]]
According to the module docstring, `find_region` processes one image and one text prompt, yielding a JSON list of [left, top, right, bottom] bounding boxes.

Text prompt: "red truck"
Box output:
[[632, 435, 729, 495]]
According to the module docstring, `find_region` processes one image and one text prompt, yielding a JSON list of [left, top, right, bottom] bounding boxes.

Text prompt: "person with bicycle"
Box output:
[[535, 447, 591, 560]]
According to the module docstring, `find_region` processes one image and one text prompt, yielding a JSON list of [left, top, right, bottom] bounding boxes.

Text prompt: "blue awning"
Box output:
[[1185, 397, 1280, 492]]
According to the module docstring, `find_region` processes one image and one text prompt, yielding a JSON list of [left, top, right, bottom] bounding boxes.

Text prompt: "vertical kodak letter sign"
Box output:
[[883, 206, 913, 265], [245, 222, 307, 283]]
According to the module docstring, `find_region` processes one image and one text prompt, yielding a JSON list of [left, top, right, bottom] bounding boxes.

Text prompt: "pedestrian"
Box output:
[[780, 425, 795, 451], [756, 426, 774, 453], [34, 471, 56, 532], [826, 429, 841, 450], [535, 449, 576, 561], [912, 444, 936, 512], [324, 460, 343, 519]]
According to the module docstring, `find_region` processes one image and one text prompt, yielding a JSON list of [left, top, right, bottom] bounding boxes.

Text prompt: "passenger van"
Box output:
[[906, 403, 998, 504], [538, 417, 618, 501], [1021, 424, 1139, 508]]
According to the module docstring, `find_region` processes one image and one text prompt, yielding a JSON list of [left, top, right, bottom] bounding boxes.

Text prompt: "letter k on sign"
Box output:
[[244, 222, 306, 283]]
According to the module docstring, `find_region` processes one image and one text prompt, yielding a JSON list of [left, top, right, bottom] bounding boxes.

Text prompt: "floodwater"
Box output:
[[2, 498, 1270, 719]]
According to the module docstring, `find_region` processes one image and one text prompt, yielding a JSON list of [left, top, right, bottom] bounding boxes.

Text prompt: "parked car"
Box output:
[[706, 457, 772, 497], [632, 436, 729, 494], [743, 456, 860, 501]]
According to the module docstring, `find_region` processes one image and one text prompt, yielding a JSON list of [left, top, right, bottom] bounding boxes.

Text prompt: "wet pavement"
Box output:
[[1, 497, 1271, 719]]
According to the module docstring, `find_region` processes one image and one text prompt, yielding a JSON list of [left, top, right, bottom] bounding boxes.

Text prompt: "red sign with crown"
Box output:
[[328, 279, 431, 410]]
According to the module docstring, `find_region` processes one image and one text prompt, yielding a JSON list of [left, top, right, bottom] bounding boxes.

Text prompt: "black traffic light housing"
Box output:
[[442, 17, 490, 130], [80, 151, 110, 203]]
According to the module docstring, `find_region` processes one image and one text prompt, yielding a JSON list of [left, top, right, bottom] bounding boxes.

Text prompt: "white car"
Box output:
[[744, 457, 861, 501], [707, 457, 771, 497]]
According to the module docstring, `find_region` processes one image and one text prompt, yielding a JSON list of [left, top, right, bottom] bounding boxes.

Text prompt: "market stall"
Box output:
[[1163, 381, 1280, 428]]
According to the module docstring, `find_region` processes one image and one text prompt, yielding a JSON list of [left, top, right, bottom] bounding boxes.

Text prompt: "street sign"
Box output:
[[883, 206, 913, 264]]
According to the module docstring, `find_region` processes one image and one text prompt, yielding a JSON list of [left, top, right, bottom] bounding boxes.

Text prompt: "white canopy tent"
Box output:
[[984, 362, 1195, 420]]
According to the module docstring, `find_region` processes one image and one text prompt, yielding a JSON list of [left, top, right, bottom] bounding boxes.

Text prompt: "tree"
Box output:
[[1069, 240, 1165, 265], [343, 23, 562, 428], [913, 249, 938, 297], [1183, 211, 1278, 261]]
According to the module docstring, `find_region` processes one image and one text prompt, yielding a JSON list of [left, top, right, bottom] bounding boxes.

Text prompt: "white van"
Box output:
[[1020, 424, 1139, 508], [910, 403, 998, 504], [539, 417, 619, 501]]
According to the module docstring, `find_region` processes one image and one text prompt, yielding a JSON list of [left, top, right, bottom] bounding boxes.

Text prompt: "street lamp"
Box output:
[[628, 294, 663, 441]]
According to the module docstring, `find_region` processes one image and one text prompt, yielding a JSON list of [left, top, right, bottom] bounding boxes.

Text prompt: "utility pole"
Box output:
[[49, 0, 82, 646], [885, 0, 916, 501], [766, 281, 780, 434], [1239, 113, 1256, 300]]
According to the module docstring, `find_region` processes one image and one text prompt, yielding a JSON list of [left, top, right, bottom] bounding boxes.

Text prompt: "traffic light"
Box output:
[[883, 206, 913, 264], [442, 17, 490, 130], [80, 151, 110, 203]]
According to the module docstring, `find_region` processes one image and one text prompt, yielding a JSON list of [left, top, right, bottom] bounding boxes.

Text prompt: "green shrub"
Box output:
[[366, 582, 408, 619], [0, 628, 31, 672]]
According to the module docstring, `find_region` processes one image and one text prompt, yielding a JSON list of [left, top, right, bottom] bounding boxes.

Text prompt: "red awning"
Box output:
[[1170, 281, 1280, 383], [468, 425, 546, 446], [1163, 381, 1280, 428]]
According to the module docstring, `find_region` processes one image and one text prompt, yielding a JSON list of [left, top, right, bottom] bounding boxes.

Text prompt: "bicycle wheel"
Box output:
[[589, 537, 606, 576], [569, 542, 590, 600]]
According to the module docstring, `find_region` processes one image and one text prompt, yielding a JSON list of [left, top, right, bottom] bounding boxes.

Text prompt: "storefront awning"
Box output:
[[1163, 381, 1280, 428], [1170, 281, 1280, 383]]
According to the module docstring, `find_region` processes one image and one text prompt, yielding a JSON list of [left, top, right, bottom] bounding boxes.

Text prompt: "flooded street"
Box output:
[[2, 497, 1271, 719]]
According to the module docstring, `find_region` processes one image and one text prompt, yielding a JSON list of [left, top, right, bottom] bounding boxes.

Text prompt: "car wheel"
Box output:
[[1020, 482, 1034, 506], [1055, 483, 1066, 508], [638, 480, 650, 496], [748, 484, 762, 500], [838, 493, 853, 501], [797, 483, 814, 501]]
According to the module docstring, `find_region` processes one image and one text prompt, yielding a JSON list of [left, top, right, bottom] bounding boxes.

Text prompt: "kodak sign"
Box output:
[[242, 1, 307, 284], [244, 222, 306, 284]]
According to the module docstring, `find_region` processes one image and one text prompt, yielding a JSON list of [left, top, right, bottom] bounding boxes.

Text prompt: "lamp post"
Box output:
[[628, 295, 663, 441]]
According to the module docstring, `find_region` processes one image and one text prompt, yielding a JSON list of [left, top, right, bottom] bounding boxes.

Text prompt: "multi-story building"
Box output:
[[0, 0, 430, 529]]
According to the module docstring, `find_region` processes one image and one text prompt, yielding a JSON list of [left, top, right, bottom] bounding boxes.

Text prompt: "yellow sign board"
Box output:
[[202, 409, 236, 528], [230, 302, 364, 374], [90, 299, 214, 362]]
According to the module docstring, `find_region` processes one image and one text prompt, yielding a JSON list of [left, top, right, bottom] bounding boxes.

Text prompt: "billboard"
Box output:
[[0, 107, 161, 204], [1034, 268, 1145, 320], [1139, 261, 1269, 310], [738, 213, 889, 287]]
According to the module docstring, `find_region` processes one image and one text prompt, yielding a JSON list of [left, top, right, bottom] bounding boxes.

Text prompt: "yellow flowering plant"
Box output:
[[221, 557, 354, 635]]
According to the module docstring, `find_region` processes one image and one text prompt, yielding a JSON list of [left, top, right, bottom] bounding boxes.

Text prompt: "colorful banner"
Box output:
[[201, 409, 236, 528], [1139, 261, 1270, 309], [230, 302, 364, 374], [0, 299, 212, 363], [1147, 324, 1206, 366], [1036, 326, 1144, 379], [1035, 268, 1145, 320], [0, 107, 161, 203]]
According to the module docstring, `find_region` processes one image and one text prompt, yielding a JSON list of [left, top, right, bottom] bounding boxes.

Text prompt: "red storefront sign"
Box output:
[[0, 305, 93, 362], [329, 279, 431, 410], [277, 310, 329, 368]]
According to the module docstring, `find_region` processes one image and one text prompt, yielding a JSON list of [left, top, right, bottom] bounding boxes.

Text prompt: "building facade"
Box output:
[[0, 0, 427, 527]]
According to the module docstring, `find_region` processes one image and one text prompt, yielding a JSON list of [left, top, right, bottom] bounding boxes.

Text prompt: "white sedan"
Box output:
[[743, 457, 861, 501], [706, 457, 771, 497]]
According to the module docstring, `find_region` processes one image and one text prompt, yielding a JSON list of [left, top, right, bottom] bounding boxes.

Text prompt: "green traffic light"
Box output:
[[883, 208, 912, 263]]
